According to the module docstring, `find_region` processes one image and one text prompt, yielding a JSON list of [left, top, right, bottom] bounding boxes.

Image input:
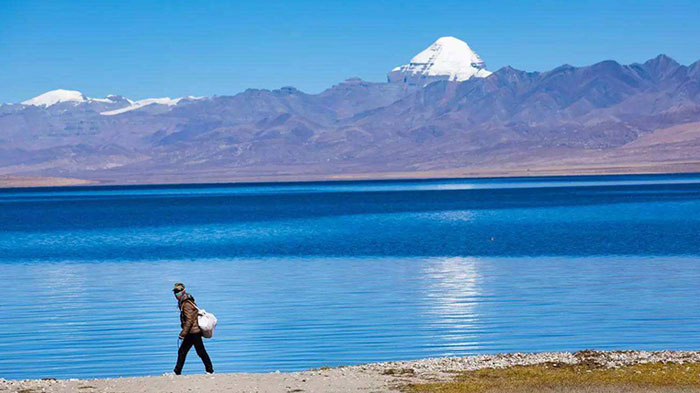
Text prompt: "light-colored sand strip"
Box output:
[[0, 175, 95, 188], [3, 350, 700, 393], [6, 158, 700, 189]]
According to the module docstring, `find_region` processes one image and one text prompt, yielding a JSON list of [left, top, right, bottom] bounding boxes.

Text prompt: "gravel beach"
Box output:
[[3, 350, 700, 393]]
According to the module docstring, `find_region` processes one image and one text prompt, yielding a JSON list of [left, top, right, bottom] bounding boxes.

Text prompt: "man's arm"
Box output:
[[180, 300, 197, 338]]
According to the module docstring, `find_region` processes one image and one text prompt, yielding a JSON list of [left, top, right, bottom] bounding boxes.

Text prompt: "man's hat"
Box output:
[[173, 283, 185, 293]]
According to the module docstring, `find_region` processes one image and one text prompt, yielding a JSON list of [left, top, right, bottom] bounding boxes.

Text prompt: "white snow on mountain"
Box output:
[[22, 89, 88, 107], [388, 36, 491, 85], [89, 97, 124, 104], [21, 90, 129, 107], [100, 96, 204, 116]]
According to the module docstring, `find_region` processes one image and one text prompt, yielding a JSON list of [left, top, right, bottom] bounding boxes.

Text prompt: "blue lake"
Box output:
[[2, 174, 700, 379]]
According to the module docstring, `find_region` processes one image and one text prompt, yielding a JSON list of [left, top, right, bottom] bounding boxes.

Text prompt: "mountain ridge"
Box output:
[[2, 52, 700, 185]]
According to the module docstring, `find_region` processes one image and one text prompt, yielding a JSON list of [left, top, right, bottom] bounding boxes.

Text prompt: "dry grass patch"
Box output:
[[404, 362, 700, 393]]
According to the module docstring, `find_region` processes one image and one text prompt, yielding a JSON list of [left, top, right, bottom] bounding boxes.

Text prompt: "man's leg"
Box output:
[[192, 334, 214, 373], [174, 335, 195, 375]]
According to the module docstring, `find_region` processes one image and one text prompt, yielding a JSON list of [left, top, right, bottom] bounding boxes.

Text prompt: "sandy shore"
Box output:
[[4, 350, 700, 393]]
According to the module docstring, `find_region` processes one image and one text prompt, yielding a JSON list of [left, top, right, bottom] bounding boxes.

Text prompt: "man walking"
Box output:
[[173, 283, 214, 375]]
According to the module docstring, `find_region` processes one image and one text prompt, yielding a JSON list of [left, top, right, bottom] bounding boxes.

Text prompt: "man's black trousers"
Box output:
[[174, 333, 213, 374]]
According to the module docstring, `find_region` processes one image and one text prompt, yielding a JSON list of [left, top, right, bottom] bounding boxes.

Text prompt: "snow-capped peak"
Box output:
[[388, 36, 491, 85], [22, 89, 88, 107]]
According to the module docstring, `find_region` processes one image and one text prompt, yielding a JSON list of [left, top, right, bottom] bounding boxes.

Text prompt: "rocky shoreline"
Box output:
[[3, 350, 700, 393]]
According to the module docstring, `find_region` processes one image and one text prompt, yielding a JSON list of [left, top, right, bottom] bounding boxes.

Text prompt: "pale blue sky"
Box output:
[[1, 0, 699, 103]]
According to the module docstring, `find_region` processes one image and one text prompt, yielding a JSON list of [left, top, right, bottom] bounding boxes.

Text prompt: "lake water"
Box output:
[[2, 174, 700, 379]]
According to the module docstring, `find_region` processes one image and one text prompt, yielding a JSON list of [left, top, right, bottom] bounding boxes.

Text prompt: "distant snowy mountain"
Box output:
[[19, 89, 204, 115], [21, 89, 133, 109], [388, 36, 491, 85], [21, 89, 89, 106]]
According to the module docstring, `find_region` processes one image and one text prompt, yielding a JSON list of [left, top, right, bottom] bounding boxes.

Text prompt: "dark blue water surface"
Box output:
[[2, 174, 700, 379]]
